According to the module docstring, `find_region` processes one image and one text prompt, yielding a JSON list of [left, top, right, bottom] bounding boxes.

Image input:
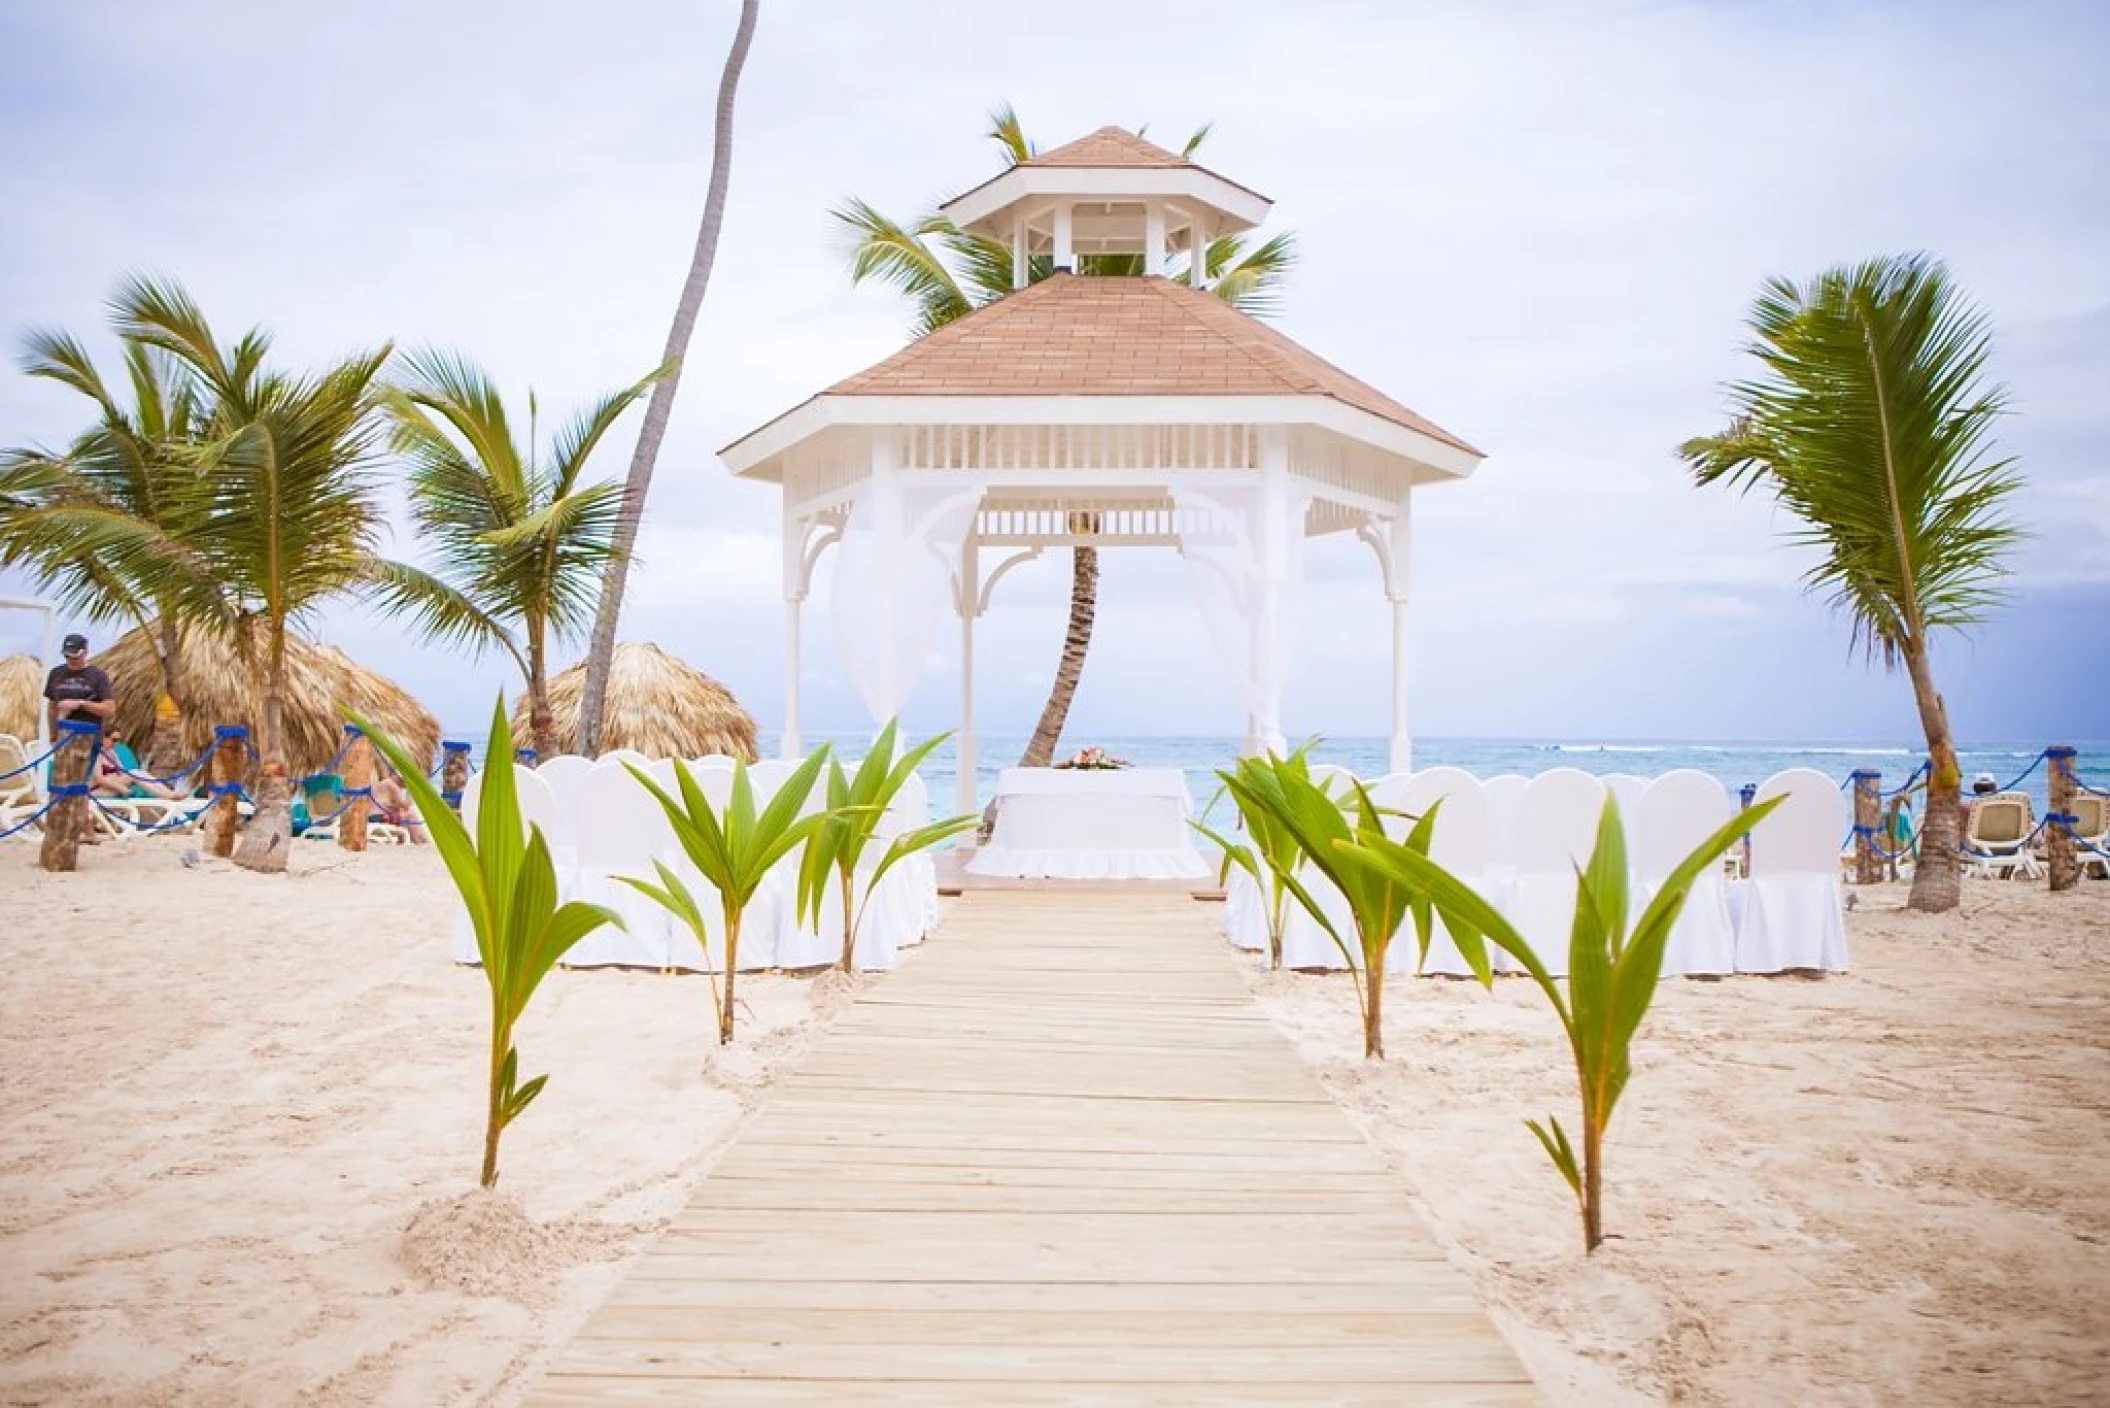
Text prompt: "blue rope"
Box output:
[[1990, 750, 2050, 794], [0, 742, 61, 782], [1883, 761, 1929, 799], [2053, 756, 2108, 798], [1847, 824, 1916, 863], [114, 742, 216, 788]]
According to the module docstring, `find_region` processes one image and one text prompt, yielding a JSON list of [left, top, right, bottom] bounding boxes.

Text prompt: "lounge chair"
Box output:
[[0, 735, 47, 840], [1961, 795, 2041, 880], [301, 772, 409, 845], [2068, 795, 2108, 880]]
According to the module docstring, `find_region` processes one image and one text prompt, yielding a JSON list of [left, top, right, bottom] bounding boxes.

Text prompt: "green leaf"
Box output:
[[1527, 1116, 1583, 1195]]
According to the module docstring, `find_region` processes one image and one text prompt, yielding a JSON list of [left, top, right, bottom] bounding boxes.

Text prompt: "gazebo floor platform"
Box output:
[[524, 890, 1540, 1405], [934, 847, 1225, 897]]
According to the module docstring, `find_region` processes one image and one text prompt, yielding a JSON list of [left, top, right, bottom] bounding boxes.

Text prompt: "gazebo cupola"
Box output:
[[939, 126, 1273, 287], [722, 126, 1486, 815]]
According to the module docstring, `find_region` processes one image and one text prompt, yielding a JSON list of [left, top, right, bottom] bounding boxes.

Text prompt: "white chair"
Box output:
[[2068, 795, 2109, 880], [1636, 770, 1737, 976], [560, 763, 677, 968], [0, 735, 50, 841], [534, 754, 595, 815], [1387, 768, 1487, 977], [1507, 770, 1608, 980], [452, 766, 567, 965], [1477, 774, 1530, 973], [1602, 773, 1649, 825], [882, 770, 941, 943], [1735, 768, 1850, 973]]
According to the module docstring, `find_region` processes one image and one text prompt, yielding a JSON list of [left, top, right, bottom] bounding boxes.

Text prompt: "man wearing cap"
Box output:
[[45, 634, 116, 737]]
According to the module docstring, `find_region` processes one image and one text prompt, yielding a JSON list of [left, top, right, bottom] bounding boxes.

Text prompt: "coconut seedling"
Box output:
[[351, 697, 621, 1189], [623, 750, 830, 1044], [1192, 743, 1325, 971], [1333, 793, 1783, 1251], [1218, 753, 1450, 1059], [795, 719, 977, 971]]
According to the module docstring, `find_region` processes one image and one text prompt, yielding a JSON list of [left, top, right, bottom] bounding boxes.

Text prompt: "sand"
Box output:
[[4, 838, 2105, 1406], [0, 840, 858, 1406], [1244, 878, 2110, 1406]]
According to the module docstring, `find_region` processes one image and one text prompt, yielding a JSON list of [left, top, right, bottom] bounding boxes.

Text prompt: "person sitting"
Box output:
[[369, 773, 429, 845], [90, 728, 191, 802]]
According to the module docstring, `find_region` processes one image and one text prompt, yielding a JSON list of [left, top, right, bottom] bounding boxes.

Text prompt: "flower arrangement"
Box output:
[[1052, 746, 1129, 771]]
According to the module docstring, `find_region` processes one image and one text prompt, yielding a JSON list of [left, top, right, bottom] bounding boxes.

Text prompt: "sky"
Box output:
[[1, 0, 2104, 746]]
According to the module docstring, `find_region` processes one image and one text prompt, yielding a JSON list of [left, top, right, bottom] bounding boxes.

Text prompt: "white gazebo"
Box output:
[[720, 126, 1485, 818]]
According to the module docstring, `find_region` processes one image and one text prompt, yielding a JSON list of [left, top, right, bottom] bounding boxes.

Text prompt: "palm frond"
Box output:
[[986, 102, 1034, 167], [1201, 231, 1299, 318], [831, 198, 976, 334], [359, 558, 524, 671]]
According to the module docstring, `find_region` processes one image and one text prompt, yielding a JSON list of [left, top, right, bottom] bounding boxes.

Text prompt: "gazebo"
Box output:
[[720, 126, 1485, 817]]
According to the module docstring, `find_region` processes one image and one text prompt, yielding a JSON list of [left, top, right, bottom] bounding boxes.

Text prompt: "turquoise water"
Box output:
[[755, 733, 2094, 823]]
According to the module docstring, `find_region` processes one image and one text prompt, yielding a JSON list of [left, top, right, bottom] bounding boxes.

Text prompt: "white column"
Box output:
[[957, 539, 979, 818], [1386, 491, 1414, 775], [1189, 214, 1210, 288], [1144, 201, 1166, 277], [1011, 212, 1028, 290], [1255, 428, 1291, 756], [783, 600, 803, 759], [1052, 203, 1074, 271], [781, 509, 803, 758]]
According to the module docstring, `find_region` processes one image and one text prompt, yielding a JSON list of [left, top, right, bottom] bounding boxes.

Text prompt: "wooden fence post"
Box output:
[[37, 720, 100, 872], [204, 725, 247, 858], [1850, 769, 1881, 885], [2046, 744, 2078, 893], [440, 741, 470, 813], [339, 725, 371, 852]]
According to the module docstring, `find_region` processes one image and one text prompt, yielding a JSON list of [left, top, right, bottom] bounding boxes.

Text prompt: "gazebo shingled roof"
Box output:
[[820, 274, 1478, 455]]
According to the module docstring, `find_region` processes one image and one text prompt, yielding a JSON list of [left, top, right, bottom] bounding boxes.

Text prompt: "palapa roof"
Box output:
[[821, 274, 1479, 455], [519, 643, 756, 762], [0, 653, 40, 742], [98, 621, 440, 777]]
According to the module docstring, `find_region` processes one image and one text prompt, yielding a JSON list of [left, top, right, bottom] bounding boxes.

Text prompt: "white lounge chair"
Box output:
[[1961, 795, 2041, 880], [2067, 795, 2109, 880]]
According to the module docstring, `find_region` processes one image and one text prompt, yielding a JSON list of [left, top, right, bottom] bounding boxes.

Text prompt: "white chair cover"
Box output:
[[1602, 773, 1649, 826], [560, 763, 677, 968], [1636, 770, 1736, 976], [534, 754, 595, 813], [1391, 768, 1487, 977], [1736, 768, 1850, 974], [1508, 769, 1607, 980], [452, 767, 567, 965], [1477, 774, 1530, 973]]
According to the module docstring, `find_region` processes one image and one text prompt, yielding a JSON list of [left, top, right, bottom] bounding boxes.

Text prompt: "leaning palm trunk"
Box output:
[[1905, 645, 1963, 911], [981, 541, 1097, 840], [234, 637, 294, 874], [578, 0, 760, 756]]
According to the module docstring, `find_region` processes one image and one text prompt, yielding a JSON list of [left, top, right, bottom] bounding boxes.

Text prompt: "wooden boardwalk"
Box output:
[[527, 891, 1540, 1405]]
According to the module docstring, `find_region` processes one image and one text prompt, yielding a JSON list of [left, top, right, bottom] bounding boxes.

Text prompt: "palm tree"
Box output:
[[577, 0, 761, 757], [380, 350, 662, 759], [1681, 254, 2023, 914], [113, 278, 399, 873], [0, 333, 209, 770], [834, 106, 1297, 781]]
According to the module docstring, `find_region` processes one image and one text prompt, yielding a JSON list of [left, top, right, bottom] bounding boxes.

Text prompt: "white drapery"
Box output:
[[830, 477, 981, 724], [1172, 482, 1309, 755]]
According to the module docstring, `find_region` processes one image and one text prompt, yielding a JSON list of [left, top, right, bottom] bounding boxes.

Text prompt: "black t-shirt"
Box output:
[[44, 664, 113, 712]]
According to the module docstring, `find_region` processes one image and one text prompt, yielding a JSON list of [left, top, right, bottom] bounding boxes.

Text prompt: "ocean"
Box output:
[[739, 732, 2094, 825]]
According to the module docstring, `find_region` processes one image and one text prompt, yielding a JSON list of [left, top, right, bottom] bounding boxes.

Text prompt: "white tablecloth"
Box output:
[[968, 767, 1211, 880]]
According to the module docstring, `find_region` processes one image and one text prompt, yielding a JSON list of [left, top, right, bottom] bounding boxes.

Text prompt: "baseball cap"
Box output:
[[62, 633, 88, 654], [1972, 772, 1996, 787]]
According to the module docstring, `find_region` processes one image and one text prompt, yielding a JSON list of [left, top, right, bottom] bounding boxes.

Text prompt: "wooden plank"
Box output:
[[523, 889, 1540, 1404]]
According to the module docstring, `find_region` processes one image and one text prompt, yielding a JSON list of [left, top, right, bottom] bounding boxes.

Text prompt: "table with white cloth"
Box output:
[[967, 767, 1212, 881]]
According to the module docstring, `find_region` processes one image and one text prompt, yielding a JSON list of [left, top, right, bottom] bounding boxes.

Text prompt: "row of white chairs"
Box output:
[[1224, 766, 1849, 977], [457, 752, 939, 973]]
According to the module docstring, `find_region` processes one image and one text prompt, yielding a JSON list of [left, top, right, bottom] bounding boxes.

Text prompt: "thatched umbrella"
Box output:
[[518, 642, 756, 761], [99, 621, 439, 779], [0, 654, 42, 742]]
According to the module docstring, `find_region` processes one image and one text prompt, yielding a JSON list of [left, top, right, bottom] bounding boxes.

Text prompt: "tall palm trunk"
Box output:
[[148, 613, 187, 774], [1903, 640, 1962, 912], [234, 627, 293, 874], [527, 631, 556, 760], [578, 0, 760, 757]]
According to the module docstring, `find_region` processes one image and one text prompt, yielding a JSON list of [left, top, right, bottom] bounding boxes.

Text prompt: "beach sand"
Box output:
[[1246, 879, 2110, 1406], [3, 841, 2105, 1405], [0, 841, 859, 1406]]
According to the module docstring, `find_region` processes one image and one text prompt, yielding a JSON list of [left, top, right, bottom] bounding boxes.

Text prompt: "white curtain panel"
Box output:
[[1171, 483, 1310, 754], [831, 477, 981, 725]]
